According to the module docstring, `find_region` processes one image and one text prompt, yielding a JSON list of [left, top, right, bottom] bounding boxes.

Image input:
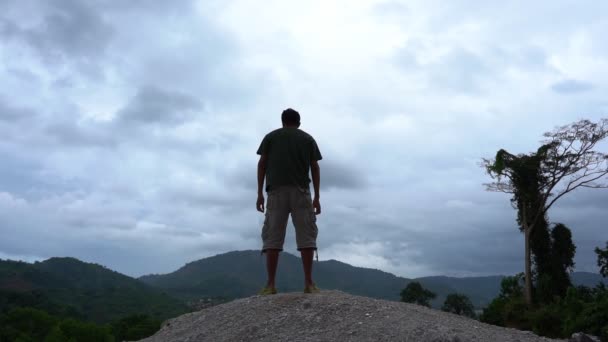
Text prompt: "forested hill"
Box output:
[[140, 250, 605, 309], [0, 257, 189, 322], [139, 250, 406, 302], [1, 252, 602, 323]]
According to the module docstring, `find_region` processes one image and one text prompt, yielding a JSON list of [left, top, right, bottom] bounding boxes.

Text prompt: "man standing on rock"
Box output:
[[256, 108, 322, 295]]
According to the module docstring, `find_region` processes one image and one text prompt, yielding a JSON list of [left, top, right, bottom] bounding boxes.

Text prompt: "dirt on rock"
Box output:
[[139, 290, 563, 342]]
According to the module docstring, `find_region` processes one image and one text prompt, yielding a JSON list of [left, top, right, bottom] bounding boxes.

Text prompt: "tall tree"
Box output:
[[534, 223, 576, 303], [530, 216, 552, 281], [400, 282, 436, 307], [483, 118, 608, 304], [596, 241, 608, 277], [549, 223, 576, 297]]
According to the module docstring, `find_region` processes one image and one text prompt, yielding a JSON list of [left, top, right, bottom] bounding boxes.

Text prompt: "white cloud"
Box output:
[[0, 0, 607, 279]]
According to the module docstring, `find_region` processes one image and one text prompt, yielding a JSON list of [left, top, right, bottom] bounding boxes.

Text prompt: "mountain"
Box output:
[[140, 250, 606, 309], [0, 257, 189, 322], [2, 251, 603, 324], [139, 250, 406, 302], [139, 250, 496, 307], [571, 271, 607, 288], [419, 272, 604, 307]]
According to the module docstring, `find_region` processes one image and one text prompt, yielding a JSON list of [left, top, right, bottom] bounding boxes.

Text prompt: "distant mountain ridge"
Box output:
[[0, 257, 189, 322], [139, 251, 406, 302], [139, 250, 605, 308], [1, 250, 603, 325]]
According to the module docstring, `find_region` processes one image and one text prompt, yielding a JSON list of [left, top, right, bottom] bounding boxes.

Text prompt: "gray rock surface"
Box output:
[[139, 290, 564, 342], [569, 332, 601, 342]]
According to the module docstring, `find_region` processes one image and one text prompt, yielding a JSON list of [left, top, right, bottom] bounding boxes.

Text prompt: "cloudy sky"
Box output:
[[1, 0, 607, 278]]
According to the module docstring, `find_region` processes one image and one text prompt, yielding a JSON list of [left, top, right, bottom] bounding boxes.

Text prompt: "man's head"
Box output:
[[281, 108, 301, 128]]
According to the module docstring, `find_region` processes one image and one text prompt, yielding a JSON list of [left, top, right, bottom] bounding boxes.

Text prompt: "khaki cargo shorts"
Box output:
[[261, 186, 318, 252]]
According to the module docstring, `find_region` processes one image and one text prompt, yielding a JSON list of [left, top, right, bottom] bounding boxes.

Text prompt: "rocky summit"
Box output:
[[139, 290, 563, 342]]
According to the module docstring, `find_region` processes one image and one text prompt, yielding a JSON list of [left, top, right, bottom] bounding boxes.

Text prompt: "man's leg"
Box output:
[[300, 248, 315, 288], [291, 187, 319, 290], [260, 189, 289, 293], [265, 249, 280, 289]]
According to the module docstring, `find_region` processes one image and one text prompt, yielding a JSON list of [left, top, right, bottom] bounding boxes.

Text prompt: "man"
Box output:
[[256, 108, 322, 295]]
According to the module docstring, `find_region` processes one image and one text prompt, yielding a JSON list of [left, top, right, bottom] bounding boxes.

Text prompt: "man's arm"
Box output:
[[257, 154, 267, 213], [311, 159, 321, 215]]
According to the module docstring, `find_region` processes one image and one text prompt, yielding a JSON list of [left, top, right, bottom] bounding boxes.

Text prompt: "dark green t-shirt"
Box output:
[[257, 127, 322, 192]]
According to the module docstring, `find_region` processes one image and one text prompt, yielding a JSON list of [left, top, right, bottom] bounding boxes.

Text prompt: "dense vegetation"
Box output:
[[0, 245, 605, 340], [598, 242, 608, 277], [399, 244, 608, 340], [0, 258, 189, 341], [480, 273, 608, 340], [0, 307, 161, 341], [483, 118, 608, 305], [481, 118, 608, 340], [0, 258, 189, 323]]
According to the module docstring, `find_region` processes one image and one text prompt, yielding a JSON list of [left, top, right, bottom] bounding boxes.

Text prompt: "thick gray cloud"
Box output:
[[0, 99, 36, 122], [552, 79, 594, 94], [44, 120, 116, 147], [0, 0, 113, 83], [0, 0, 607, 280], [117, 86, 203, 125], [227, 152, 365, 192], [319, 159, 366, 190], [19, 2, 111, 59]]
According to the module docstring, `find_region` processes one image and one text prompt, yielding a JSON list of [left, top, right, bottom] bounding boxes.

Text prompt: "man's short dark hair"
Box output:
[[281, 108, 300, 125]]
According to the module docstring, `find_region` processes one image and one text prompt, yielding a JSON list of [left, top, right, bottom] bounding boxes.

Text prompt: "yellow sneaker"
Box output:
[[304, 284, 321, 294], [258, 287, 277, 295]]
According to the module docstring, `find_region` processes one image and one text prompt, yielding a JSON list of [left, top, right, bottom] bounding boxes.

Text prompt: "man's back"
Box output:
[[256, 108, 322, 295], [257, 127, 322, 192]]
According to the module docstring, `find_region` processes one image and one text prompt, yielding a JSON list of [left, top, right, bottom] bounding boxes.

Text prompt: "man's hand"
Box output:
[[313, 196, 321, 215], [310, 160, 321, 215], [256, 194, 265, 213], [257, 155, 266, 213]]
